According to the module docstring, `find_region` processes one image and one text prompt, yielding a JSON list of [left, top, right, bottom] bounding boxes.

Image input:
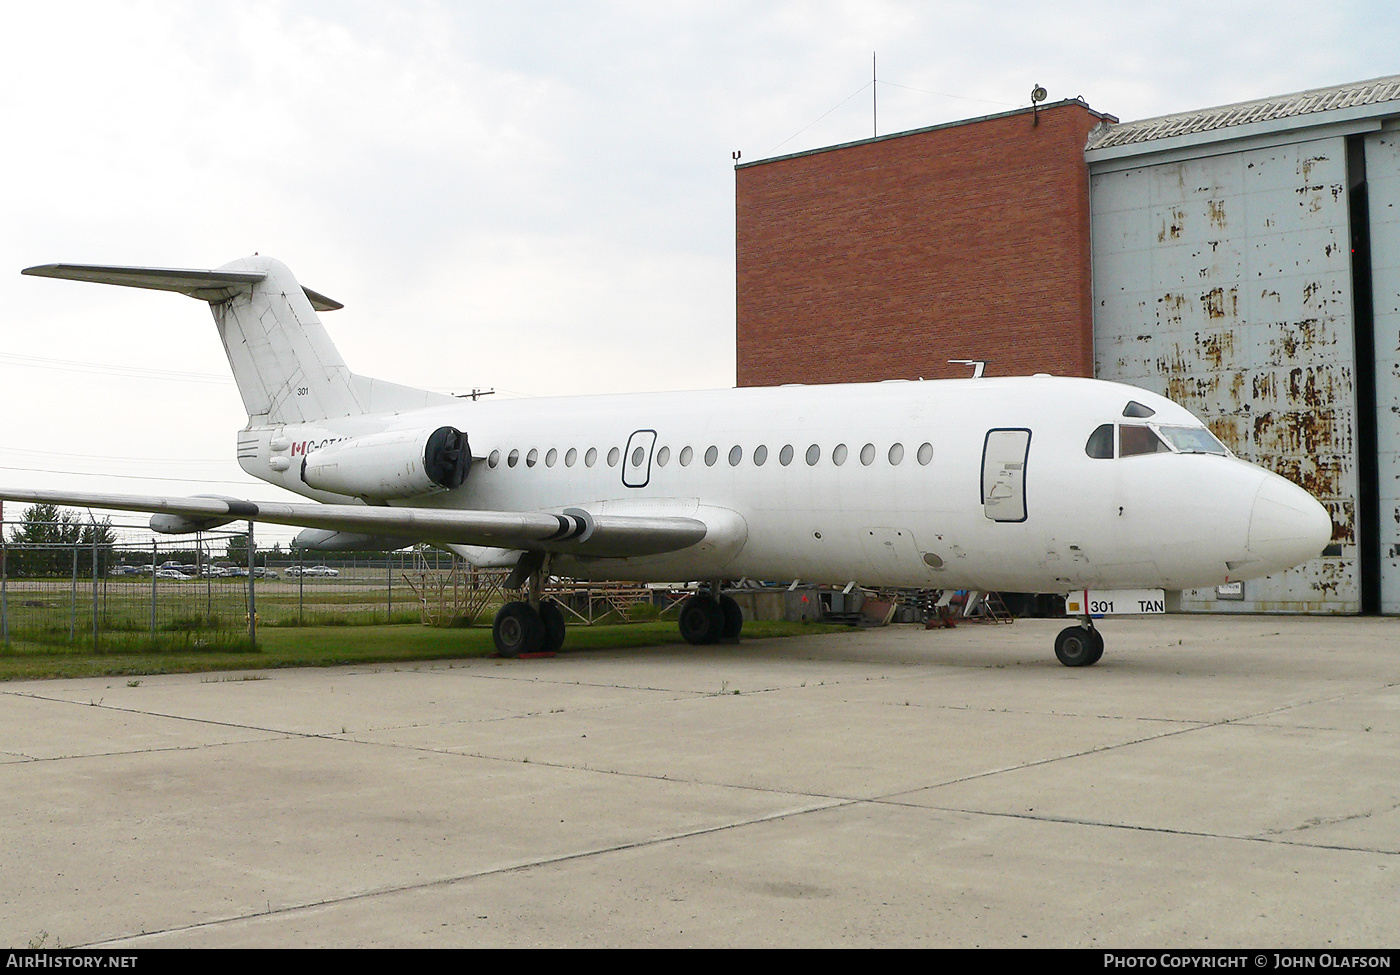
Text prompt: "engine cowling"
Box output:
[[301, 426, 471, 500]]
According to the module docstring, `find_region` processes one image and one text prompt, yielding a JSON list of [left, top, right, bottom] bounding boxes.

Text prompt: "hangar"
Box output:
[[735, 74, 1400, 616]]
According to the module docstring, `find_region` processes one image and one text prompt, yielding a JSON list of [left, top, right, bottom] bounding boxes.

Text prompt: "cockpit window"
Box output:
[[1122, 400, 1156, 418], [1119, 425, 1170, 457], [1156, 425, 1229, 455], [1085, 424, 1114, 459]]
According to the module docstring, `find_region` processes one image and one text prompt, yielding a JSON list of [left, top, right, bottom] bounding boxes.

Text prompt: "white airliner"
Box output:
[[2, 256, 1333, 665]]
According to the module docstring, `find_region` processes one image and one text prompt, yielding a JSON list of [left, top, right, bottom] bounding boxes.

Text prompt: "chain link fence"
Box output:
[[0, 514, 428, 648], [0, 513, 681, 649]]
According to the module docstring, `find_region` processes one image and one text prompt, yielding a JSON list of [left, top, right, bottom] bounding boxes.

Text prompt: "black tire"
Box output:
[[539, 599, 566, 654], [493, 601, 543, 657], [1054, 625, 1103, 667], [678, 594, 724, 645], [719, 594, 744, 640]]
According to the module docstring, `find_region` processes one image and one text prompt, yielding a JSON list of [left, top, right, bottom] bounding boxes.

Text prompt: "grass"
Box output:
[[0, 619, 849, 681]]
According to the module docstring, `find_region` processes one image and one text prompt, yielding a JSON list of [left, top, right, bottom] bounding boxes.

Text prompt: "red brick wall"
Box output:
[[736, 102, 1107, 386]]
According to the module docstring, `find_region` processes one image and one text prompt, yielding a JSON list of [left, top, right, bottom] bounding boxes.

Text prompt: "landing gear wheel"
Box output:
[[1054, 625, 1104, 667], [493, 601, 543, 657], [678, 594, 725, 645], [719, 594, 744, 640], [539, 599, 566, 654]]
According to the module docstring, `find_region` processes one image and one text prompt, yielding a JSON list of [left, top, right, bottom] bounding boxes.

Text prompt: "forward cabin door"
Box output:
[[622, 429, 657, 488], [982, 428, 1031, 522]]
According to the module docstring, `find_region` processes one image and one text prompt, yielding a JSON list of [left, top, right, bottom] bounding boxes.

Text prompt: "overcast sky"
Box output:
[[1, 0, 1396, 542]]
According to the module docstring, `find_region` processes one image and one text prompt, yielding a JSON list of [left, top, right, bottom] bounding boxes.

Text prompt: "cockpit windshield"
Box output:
[[1156, 425, 1229, 455], [1085, 422, 1230, 459]]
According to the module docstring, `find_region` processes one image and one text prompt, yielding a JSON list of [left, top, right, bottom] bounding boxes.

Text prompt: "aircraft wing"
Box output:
[[0, 488, 707, 558]]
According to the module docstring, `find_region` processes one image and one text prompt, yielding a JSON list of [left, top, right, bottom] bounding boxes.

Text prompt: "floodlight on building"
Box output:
[[1032, 84, 1048, 125]]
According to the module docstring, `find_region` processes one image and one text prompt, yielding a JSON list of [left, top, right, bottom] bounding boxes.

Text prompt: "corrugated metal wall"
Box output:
[[1365, 131, 1400, 614], [1091, 138, 1359, 612]]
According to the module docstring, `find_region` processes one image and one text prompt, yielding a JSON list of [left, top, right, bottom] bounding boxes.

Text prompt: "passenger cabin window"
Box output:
[[753, 445, 768, 466], [679, 446, 693, 466], [1085, 424, 1114, 459], [1120, 425, 1169, 457], [607, 447, 620, 467]]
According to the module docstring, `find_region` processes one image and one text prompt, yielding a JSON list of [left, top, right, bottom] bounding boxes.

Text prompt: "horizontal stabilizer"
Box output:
[[21, 263, 343, 311], [0, 488, 709, 559]]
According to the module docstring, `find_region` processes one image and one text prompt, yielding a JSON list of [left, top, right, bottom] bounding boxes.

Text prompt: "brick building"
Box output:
[[735, 99, 1115, 386]]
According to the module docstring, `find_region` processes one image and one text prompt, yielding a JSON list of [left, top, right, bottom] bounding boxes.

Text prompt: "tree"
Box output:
[[4, 504, 114, 577]]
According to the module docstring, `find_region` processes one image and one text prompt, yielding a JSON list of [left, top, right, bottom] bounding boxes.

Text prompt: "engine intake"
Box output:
[[301, 426, 471, 500]]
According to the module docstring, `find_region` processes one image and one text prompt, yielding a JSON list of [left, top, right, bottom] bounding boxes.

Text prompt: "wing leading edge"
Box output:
[[0, 488, 707, 559]]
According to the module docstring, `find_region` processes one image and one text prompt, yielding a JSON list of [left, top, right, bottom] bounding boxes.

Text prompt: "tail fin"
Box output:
[[22, 255, 450, 424]]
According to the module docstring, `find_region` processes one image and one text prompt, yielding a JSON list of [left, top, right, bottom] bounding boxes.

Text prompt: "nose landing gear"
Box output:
[[1054, 621, 1104, 667]]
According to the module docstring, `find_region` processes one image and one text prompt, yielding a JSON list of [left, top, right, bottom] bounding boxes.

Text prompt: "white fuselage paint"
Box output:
[[240, 375, 1333, 594]]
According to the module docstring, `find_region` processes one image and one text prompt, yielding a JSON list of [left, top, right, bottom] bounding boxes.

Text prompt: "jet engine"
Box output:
[[301, 426, 471, 500]]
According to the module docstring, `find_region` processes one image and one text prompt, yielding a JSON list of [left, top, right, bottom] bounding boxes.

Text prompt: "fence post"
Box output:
[[70, 543, 78, 643], [247, 521, 256, 646], [297, 546, 304, 626], [91, 525, 98, 648], [150, 538, 157, 635], [1, 502, 8, 645]]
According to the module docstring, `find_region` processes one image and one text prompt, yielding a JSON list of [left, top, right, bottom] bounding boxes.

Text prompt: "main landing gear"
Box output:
[[492, 553, 566, 657], [1054, 619, 1104, 667], [677, 588, 743, 646]]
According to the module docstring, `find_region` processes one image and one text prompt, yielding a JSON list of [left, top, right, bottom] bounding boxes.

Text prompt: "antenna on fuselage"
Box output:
[[948, 359, 986, 378]]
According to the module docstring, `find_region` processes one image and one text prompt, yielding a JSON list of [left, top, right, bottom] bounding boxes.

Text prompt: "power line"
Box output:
[[0, 352, 232, 384]]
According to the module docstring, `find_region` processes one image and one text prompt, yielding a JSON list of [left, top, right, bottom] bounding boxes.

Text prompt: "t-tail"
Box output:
[[21, 255, 450, 424]]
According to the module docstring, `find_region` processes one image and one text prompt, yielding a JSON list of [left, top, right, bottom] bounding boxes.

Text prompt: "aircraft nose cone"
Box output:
[[1247, 475, 1333, 570]]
